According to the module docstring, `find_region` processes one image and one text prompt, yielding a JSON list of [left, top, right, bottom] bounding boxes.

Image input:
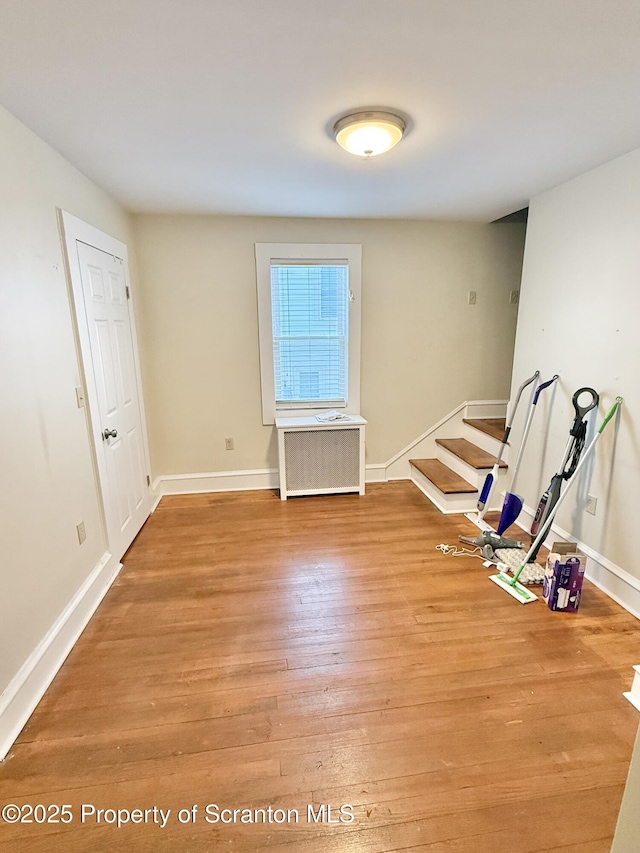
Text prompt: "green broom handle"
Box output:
[[511, 396, 623, 585], [599, 396, 623, 433]]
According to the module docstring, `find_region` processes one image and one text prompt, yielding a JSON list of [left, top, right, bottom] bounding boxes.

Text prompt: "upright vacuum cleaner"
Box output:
[[530, 387, 599, 543]]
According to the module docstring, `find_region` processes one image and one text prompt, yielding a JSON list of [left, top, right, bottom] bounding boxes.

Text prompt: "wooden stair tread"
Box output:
[[436, 438, 508, 470], [410, 459, 477, 494], [462, 418, 506, 441]]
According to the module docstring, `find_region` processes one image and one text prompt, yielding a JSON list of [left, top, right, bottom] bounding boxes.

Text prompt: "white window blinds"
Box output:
[[271, 262, 349, 406]]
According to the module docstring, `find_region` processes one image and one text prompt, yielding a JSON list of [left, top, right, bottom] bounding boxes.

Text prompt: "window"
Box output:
[[271, 262, 348, 406], [256, 243, 361, 425]]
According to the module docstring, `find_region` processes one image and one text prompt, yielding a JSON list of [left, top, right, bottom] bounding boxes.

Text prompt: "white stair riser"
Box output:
[[462, 423, 510, 459], [465, 402, 508, 420], [435, 444, 503, 488], [410, 467, 477, 514]]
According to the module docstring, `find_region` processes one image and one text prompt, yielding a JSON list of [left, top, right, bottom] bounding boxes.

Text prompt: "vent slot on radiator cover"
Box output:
[[284, 428, 360, 491]]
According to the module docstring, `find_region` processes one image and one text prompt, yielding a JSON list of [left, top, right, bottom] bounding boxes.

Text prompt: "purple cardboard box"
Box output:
[[543, 542, 586, 612]]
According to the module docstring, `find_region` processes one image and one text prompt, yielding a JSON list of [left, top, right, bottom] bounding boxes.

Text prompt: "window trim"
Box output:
[[255, 243, 362, 425]]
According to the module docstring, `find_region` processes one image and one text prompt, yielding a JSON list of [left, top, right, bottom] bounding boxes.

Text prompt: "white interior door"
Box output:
[[61, 212, 151, 561]]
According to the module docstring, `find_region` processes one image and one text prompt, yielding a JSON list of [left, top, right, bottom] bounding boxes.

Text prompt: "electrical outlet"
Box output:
[[468, 290, 477, 305], [509, 290, 520, 305], [76, 521, 86, 544], [586, 495, 597, 516], [225, 437, 234, 451]]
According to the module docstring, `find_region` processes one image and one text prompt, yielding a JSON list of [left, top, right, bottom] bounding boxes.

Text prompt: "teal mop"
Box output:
[[489, 397, 623, 604]]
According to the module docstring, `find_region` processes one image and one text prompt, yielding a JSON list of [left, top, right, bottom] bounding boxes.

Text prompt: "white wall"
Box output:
[[132, 215, 525, 475], [612, 721, 640, 852], [510, 146, 640, 587], [0, 106, 134, 703]]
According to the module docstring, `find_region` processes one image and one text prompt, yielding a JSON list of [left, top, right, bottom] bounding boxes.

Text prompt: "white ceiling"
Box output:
[[2, 0, 640, 221]]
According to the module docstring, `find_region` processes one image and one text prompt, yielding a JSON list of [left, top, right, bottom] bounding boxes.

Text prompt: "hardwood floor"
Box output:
[[1, 482, 638, 852]]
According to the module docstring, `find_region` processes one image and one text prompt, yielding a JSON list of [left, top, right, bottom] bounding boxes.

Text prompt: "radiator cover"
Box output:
[[275, 416, 366, 500]]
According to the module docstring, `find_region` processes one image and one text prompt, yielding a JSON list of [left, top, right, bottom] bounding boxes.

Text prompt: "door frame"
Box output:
[[58, 210, 152, 559]]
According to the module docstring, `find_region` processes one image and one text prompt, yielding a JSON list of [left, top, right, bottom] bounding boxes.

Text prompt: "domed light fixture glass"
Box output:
[[333, 110, 406, 158]]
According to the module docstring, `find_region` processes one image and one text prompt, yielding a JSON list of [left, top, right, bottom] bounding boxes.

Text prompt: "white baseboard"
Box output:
[[0, 551, 122, 761], [154, 468, 279, 495], [584, 550, 640, 622], [155, 464, 405, 495], [515, 503, 640, 621], [365, 464, 387, 483]]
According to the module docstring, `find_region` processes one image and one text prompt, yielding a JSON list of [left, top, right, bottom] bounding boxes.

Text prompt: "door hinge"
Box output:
[[126, 285, 131, 300], [146, 474, 151, 486]]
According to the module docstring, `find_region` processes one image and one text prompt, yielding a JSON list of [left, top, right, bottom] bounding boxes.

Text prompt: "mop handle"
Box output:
[[512, 397, 623, 585], [477, 370, 540, 517], [509, 375, 559, 494], [503, 371, 540, 443], [534, 375, 560, 405]]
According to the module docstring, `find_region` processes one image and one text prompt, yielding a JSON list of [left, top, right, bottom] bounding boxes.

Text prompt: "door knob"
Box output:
[[102, 428, 118, 440]]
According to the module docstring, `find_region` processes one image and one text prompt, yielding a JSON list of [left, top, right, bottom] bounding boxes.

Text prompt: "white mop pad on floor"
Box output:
[[494, 548, 545, 585]]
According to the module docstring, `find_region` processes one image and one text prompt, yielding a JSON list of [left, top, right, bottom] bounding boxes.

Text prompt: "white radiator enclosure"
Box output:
[[275, 416, 367, 500]]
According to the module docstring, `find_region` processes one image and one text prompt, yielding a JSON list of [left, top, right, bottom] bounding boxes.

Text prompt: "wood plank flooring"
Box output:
[[1, 481, 638, 852]]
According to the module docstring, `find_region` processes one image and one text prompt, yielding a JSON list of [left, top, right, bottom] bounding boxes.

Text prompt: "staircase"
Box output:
[[410, 417, 508, 514]]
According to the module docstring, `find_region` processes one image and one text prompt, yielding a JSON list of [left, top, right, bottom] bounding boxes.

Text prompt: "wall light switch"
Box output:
[[468, 291, 477, 305]]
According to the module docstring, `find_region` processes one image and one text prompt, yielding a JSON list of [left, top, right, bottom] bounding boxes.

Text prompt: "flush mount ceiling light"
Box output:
[[333, 110, 407, 158]]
